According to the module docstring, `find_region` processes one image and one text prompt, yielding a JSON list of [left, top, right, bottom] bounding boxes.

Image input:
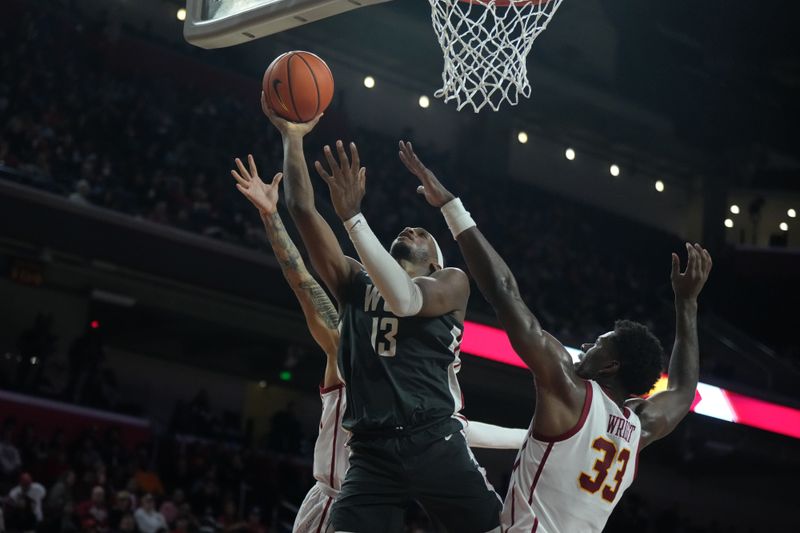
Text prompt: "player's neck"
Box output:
[[396, 258, 427, 278], [596, 378, 628, 408]]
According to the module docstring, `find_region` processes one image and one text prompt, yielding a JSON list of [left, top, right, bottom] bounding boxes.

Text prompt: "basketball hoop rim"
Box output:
[[457, 0, 550, 6]]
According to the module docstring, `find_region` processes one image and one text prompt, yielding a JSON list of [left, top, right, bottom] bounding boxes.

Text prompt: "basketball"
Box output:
[[262, 51, 334, 123]]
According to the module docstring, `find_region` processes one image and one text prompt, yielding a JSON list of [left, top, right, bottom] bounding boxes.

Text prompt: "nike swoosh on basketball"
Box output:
[[272, 79, 290, 112]]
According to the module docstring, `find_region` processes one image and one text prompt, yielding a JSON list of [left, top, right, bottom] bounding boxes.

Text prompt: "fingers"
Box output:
[[692, 243, 704, 278], [314, 161, 333, 185], [358, 167, 366, 190], [417, 185, 426, 196], [684, 242, 695, 276], [323, 145, 339, 175], [703, 248, 713, 275], [235, 183, 249, 197], [670, 252, 680, 279], [247, 154, 259, 178], [231, 170, 249, 189], [308, 113, 324, 129], [349, 142, 360, 174], [270, 172, 283, 188], [235, 158, 251, 181], [335, 140, 350, 172]]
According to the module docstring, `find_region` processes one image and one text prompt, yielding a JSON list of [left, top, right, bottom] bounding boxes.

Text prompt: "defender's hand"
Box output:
[[671, 243, 712, 302], [231, 154, 283, 216], [399, 140, 455, 208], [315, 140, 366, 221], [262, 91, 322, 139]]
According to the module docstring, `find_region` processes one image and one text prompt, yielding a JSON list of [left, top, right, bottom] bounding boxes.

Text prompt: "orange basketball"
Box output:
[[263, 51, 334, 123]]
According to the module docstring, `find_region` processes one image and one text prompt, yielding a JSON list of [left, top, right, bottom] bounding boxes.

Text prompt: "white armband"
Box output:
[[344, 213, 423, 317], [464, 420, 528, 450], [441, 198, 476, 239]]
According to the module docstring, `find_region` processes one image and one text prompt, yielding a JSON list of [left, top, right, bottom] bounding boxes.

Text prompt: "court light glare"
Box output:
[[788, 208, 797, 218], [609, 164, 620, 177], [655, 180, 665, 192], [779, 222, 789, 232], [418, 95, 431, 109], [363, 76, 375, 89], [730, 204, 740, 214], [517, 131, 529, 144], [724, 218, 734, 228], [565, 148, 576, 161], [177, 8, 187, 21], [258, 380, 267, 389]]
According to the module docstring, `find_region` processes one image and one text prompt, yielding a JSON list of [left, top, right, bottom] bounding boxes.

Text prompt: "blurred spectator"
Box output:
[[109, 491, 134, 530], [76, 485, 110, 532], [118, 512, 138, 533], [45, 469, 76, 517], [217, 500, 246, 533], [245, 507, 265, 533], [134, 453, 165, 497], [134, 493, 167, 533], [0, 425, 22, 477], [68, 179, 91, 205], [7, 472, 47, 528], [159, 489, 185, 528]]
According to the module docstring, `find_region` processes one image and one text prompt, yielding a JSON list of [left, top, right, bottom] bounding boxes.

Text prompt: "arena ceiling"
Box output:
[[269, 0, 800, 191]]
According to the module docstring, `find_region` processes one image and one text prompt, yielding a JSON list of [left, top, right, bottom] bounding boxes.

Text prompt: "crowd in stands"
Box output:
[[0, 4, 793, 531]]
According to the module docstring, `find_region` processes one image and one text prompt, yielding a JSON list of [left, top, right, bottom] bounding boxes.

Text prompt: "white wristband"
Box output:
[[441, 198, 476, 239], [344, 213, 368, 235]]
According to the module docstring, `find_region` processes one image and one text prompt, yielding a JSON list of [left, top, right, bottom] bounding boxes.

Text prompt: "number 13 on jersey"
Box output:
[[371, 317, 399, 357]]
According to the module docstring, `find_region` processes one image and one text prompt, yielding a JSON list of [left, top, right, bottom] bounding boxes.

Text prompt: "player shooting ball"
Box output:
[[231, 151, 529, 533]]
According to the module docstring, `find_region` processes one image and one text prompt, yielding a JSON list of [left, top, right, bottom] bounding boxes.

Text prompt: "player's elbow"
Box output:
[[286, 197, 316, 216]]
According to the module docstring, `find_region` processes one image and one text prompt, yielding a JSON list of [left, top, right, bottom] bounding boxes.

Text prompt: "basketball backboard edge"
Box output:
[[184, 0, 393, 49]]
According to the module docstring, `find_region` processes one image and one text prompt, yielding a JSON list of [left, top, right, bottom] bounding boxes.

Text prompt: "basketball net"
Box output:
[[429, 0, 564, 112]]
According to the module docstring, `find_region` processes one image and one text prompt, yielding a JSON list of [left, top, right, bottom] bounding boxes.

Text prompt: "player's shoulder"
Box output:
[[429, 266, 469, 283]]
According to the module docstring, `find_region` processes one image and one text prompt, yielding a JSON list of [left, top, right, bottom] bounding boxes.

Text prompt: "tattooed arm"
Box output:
[[232, 155, 342, 389]]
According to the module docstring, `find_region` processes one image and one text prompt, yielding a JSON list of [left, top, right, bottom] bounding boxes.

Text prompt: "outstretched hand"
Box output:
[[398, 141, 455, 208], [314, 140, 366, 221], [261, 91, 322, 139], [670, 243, 713, 302], [231, 154, 283, 216]]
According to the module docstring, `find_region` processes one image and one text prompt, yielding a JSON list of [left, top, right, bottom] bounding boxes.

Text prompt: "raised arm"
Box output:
[[232, 154, 342, 389], [262, 94, 358, 303], [398, 142, 585, 434], [315, 140, 469, 318], [632, 243, 712, 448]]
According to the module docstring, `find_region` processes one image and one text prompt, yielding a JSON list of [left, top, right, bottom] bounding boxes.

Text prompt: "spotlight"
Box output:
[[788, 208, 796, 218], [610, 164, 620, 177], [724, 218, 734, 228], [258, 380, 267, 389], [655, 180, 665, 192], [779, 222, 789, 232], [517, 132, 528, 144], [363, 76, 375, 89], [90, 320, 101, 329], [565, 148, 576, 161], [177, 8, 187, 21], [730, 205, 740, 214], [418, 95, 430, 109]]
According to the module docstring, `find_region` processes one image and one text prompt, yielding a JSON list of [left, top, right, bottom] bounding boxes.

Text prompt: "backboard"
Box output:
[[184, 0, 392, 49]]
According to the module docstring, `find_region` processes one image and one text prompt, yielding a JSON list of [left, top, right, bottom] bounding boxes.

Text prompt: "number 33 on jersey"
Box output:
[[502, 381, 642, 533]]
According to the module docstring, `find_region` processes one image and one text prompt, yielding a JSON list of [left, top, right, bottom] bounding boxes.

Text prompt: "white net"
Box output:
[[429, 0, 564, 112]]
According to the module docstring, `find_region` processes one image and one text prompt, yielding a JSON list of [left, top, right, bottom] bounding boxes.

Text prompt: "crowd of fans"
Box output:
[[0, 3, 792, 531], [0, 416, 303, 533], [0, 0, 680, 352]]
